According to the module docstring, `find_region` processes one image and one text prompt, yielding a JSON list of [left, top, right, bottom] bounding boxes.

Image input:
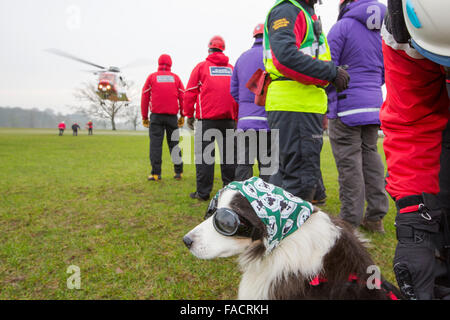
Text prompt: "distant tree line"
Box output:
[[0, 106, 143, 131]]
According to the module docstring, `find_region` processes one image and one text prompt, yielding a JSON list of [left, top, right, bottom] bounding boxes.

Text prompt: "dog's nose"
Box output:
[[183, 236, 193, 249]]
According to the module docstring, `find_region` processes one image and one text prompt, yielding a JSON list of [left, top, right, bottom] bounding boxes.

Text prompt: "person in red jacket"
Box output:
[[141, 54, 185, 181], [58, 121, 66, 136], [184, 36, 238, 201], [86, 120, 93, 136]]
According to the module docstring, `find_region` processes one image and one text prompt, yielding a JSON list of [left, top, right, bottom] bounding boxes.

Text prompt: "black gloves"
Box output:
[[332, 66, 350, 93]]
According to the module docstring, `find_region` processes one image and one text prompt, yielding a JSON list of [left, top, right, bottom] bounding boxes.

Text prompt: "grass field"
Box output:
[[0, 128, 397, 300]]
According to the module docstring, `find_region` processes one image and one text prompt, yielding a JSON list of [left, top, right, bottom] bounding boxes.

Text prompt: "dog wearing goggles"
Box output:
[[183, 178, 401, 300]]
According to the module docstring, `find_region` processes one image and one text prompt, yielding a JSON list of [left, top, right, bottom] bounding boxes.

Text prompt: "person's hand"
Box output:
[[332, 66, 350, 93], [142, 119, 150, 128], [322, 115, 329, 131], [178, 116, 185, 128], [187, 118, 195, 131]]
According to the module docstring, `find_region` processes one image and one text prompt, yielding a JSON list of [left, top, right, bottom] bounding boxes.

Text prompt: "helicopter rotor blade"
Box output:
[[81, 69, 102, 75], [45, 48, 107, 70], [120, 58, 153, 70]]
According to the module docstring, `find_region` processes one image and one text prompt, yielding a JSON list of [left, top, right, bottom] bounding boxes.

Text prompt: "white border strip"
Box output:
[[337, 108, 380, 117]]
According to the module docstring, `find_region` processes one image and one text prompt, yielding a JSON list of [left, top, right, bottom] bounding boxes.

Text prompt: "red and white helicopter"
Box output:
[[46, 48, 139, 102]]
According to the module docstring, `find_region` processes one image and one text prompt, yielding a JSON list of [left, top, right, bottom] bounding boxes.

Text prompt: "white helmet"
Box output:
[[403, 0, 450, 66]]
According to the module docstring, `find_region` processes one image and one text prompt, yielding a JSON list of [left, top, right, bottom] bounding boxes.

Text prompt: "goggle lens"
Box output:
[[213, 208, 240, 236]]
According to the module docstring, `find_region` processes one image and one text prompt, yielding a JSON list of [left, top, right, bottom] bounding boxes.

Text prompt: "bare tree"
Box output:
[[124, 105, 140, 130], [74, 82, 130, 131]]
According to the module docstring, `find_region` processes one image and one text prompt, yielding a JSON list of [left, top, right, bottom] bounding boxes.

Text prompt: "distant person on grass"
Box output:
[[72, 123, 81, 136], [58, 121, 66, 136], [87, 120, 93, 135]]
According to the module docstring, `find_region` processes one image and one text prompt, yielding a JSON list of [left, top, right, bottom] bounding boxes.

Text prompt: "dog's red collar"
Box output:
[[309, 275, 399, 300]]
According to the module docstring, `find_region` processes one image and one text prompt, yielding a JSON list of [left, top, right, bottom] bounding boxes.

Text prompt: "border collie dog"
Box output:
[[183, 178, 400, 300]]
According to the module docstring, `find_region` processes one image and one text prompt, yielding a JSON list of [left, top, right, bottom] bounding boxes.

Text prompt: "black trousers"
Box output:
[[194, 119, 236, 199], [438, 119, 450, 295], [315, 174, 327, 201], [59, 129, 64, 136], [267, 111, 323, 201], [149, 113, 183, 176], [88, 128, 93, 135], [439, 118, 450, 211], [394, 119, 450, 300], [235, 130, 272, 183]]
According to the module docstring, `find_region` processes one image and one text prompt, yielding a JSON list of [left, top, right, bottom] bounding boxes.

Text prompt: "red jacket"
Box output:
[[184, 52, 238, 120], [141, 54, 185, 120], [380, 41, 449, 200], [58, 122, 66, 129]]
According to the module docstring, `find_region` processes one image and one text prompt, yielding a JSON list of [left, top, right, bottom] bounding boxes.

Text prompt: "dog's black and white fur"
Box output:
[[184, 188, 400, 300]]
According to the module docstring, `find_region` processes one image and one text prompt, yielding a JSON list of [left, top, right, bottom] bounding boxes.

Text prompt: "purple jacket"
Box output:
[[230, 38, 270, 131], [327, 0, 386, 126]]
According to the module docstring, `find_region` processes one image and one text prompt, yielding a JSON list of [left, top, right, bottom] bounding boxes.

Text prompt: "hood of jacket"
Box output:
[[339, 0, 386, 30], [158, 54, 172, 71], [206, 51, 229, 66]]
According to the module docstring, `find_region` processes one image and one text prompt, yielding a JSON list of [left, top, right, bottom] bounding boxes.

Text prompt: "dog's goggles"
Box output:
[[213, 208, 255, 237], [204, 195, 219, 220], [205, 195, 255, 238]]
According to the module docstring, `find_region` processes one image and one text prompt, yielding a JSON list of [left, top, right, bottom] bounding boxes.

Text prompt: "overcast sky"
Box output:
[[0, 0, 387, 114]]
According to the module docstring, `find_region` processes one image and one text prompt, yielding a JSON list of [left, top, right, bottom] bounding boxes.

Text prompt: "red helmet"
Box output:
[[253, 24, 264, 37], [208, 36, 226, 51]]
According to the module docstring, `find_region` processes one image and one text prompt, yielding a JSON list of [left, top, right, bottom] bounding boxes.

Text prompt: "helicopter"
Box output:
[[46, 48, 137, 102]]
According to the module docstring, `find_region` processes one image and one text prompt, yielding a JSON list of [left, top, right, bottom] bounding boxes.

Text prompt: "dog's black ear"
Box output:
[[250, 227, 265, 241], [229, 192, 267, 240]]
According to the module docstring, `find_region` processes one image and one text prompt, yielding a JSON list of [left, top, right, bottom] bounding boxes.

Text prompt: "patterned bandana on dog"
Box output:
[[223, 177, 313, 254]]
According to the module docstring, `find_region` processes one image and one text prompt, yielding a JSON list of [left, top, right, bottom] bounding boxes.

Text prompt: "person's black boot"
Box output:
[[190, 192, 209, 201]]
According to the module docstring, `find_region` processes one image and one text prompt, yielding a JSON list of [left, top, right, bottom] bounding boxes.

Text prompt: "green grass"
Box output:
[[0, 128, 397, 300]]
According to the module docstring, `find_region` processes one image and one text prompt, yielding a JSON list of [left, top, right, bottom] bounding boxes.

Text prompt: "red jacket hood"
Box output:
[[206, 52, 229, 66], [158, 54, 172, 72]]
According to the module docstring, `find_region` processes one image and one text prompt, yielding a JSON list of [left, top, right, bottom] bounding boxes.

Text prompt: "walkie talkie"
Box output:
[[313, 17, 323, 59]]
